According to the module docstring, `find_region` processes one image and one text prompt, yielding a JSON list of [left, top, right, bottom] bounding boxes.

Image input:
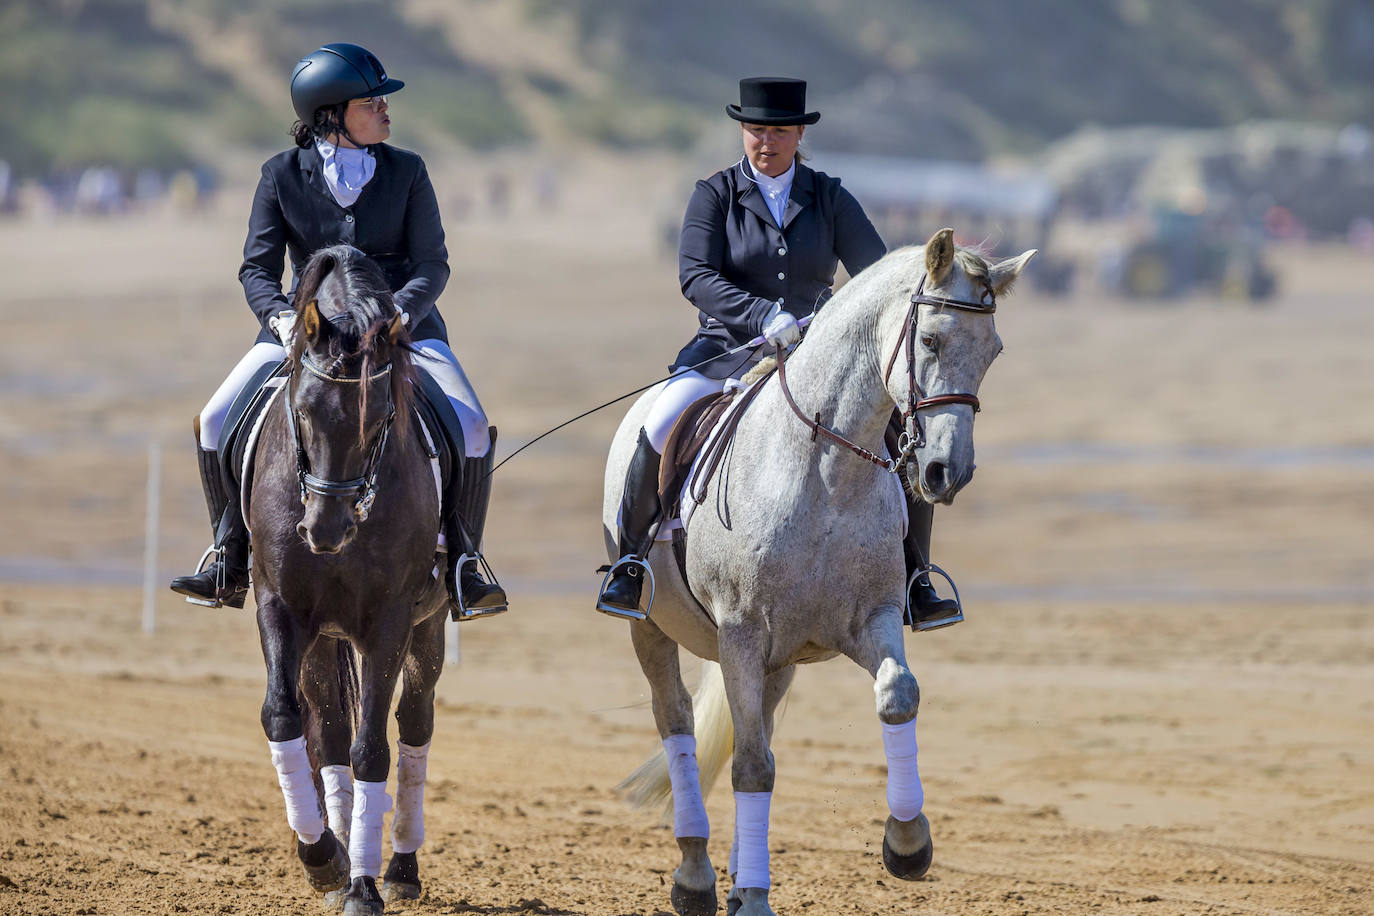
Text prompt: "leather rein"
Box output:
[[284, 355, 397, 522], [774, 273, 996, 474]]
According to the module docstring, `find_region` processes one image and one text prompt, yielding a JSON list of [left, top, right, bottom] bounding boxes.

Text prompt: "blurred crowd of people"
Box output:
[[0, 160, 218, 218]]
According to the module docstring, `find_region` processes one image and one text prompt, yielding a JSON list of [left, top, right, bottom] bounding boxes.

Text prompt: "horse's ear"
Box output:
[[925, 227, 956, 285], [386, 311, 405, 345], [989, 249, 1037, 296], [301, 298, 322, 341]]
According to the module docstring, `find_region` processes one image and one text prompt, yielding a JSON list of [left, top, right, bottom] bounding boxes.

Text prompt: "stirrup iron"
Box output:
[[453, 552, 508, 621], [596, 555, 654, 621], [907, 563, 963, 632], [182, 544, 226, 608]]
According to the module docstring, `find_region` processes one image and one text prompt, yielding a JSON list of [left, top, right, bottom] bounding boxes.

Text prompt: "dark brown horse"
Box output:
[[249, 245, 447, 915]]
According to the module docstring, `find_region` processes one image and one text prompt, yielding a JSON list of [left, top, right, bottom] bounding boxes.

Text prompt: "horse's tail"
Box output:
[[618, 660, 733, 823]]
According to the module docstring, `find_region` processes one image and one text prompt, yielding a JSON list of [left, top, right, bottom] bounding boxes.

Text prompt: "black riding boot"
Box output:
[[597, 429, 662, 619], [169, 441, 251, 608], [447, 427, 508, 620], [904, 495, 963, 631]]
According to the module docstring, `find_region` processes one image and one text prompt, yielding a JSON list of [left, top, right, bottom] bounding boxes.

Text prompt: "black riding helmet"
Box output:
[[289, 43, 405, 125]]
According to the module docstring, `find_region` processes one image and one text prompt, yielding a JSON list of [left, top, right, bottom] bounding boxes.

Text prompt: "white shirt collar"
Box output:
[[745, 159, 795, 226]]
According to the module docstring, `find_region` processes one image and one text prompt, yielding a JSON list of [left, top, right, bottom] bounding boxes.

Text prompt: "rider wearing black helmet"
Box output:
[[170, 42, 507, 618]]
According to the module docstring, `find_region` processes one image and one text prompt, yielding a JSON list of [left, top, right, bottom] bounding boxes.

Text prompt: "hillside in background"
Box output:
[[3, 0, 1374, 176]]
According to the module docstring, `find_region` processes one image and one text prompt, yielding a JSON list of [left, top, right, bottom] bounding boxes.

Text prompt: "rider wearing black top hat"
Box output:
[[596, 77, 961, 630], [170, 42, 506, 618]]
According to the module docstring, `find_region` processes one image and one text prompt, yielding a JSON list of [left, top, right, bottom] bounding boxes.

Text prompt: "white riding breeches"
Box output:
[[197, 338, 491, 458], [413, 339, 491, 458], [199, 342, 287, 450], [643, 369, 725, 454]]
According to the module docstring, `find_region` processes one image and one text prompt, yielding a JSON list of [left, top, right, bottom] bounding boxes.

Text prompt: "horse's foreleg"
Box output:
[[718, 627, 778, 916], [380, 611, 444, 905], [257, 594, 324, 843], [631, 620, 715, 916], [259, 595, 350, 893], [842, 604, 932, 881]]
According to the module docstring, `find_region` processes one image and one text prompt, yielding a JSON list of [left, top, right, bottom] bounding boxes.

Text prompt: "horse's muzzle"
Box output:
[[298, 516, 358, 555]]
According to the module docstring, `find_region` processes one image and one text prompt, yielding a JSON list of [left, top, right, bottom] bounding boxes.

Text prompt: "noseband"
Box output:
[[285, 355, 397, 522], [775, 272, 995, 473]]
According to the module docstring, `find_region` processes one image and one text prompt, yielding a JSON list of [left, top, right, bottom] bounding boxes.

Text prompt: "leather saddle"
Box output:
[[649, 372, 773, 619]]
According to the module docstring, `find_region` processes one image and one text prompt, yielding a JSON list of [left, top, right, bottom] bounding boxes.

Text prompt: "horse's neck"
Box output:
[[756, 293, 895, 485]]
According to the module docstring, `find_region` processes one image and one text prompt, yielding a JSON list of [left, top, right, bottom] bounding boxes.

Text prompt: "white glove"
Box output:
[[761, 302, 801, 349], [268, 310, 297, 345]]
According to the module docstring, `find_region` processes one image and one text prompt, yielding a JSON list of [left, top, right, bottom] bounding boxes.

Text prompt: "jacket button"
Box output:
[[778, 247, 786, 255], [777, 272, 785, 280], [344, 214, 354, 223]]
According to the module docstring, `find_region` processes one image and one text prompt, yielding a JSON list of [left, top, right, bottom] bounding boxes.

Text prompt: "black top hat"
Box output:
[[726, 77, 820, 126]]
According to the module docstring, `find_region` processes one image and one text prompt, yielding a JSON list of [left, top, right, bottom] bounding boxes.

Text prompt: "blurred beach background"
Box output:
[[1, 3, 1372, 914]]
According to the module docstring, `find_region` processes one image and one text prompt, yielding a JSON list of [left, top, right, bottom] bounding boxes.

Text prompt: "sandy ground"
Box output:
[[1, 152, 1372, 915]]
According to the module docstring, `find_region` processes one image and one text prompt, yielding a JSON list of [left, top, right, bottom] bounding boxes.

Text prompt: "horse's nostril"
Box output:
[[924, 461, 947, 491]]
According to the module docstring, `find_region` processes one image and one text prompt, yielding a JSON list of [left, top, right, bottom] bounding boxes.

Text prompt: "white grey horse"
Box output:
[[605, 229, 1035, 916]]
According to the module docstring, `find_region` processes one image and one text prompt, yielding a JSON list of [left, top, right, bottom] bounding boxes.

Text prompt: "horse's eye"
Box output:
[[920, 335, 936, 351]]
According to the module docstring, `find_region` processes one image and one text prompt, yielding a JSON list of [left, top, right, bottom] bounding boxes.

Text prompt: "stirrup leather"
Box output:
[[596, 555, 654, 621], [453, 552, 508, 621], [906, 563, 964, 632]]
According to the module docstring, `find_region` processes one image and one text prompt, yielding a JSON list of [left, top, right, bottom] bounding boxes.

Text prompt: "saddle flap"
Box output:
[[657, 389, 741, 520]]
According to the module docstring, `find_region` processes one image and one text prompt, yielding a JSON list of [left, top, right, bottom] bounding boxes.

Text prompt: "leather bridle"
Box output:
[[775, 272, 996, 474], [285, 354, 397, 522]]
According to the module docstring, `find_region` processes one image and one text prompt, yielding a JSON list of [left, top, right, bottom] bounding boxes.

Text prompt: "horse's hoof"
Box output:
[[299, 829, 350, 893], [322, 887, 347, 912], [726, 886, 743, 916], [342, 876, 385, 916], [882, 813, 934, 880], [380, 851, 422, 903], [670, 880, 717, 916]]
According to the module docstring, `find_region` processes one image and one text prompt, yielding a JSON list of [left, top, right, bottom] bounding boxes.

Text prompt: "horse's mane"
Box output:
[[290, 245, 416, 443]]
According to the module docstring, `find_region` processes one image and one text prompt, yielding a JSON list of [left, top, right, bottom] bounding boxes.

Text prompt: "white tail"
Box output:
[[618, 661, 734, 823]]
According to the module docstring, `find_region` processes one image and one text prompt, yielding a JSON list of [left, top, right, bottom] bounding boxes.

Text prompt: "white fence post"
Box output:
[[445, 616, 460, 666], [142, 439, 162, 635]]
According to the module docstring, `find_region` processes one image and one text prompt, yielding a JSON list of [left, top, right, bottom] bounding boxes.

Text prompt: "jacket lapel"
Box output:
[[735, 160, 781, 229], [781, 164, 814, 230], [297, 146, 335, 204]]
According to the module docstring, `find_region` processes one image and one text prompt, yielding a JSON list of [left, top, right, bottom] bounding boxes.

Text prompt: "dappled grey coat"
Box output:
[[239, 143, 450, 345], [675, 159, 886, 379]]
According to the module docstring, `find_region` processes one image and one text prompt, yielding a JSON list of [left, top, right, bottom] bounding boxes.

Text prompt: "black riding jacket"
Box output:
[[240, 143, 450, 345], [675, 159, 886, 379]]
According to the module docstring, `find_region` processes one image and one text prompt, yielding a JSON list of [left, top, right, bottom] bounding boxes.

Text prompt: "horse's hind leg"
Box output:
[[630, 620, 716, 916], [302, 637, 356, 846], [380, 611, 444, 905], [841, 604, 932, 881]]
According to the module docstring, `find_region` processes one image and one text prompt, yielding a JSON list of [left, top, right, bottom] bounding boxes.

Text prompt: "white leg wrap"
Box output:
[[390, 742, 430, 855], [320, 764, 353, 847], [732, 791, 771, 890], [882, 720, 924, 822], [268, 737, 325, 845], [348, 779, 393, 880], [663, 734, 710, 839]]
